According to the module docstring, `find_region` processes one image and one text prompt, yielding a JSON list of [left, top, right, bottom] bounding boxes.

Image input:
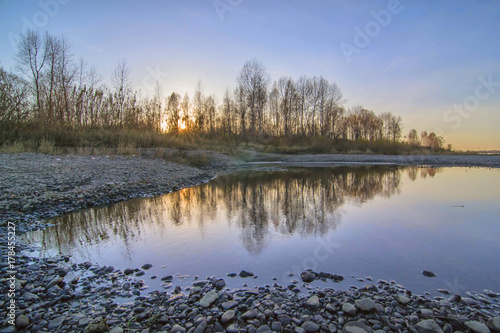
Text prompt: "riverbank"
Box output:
[[1, 151, 500, 332]]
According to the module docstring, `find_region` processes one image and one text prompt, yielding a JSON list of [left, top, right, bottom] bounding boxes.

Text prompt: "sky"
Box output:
[[0, 0, 499, 150]]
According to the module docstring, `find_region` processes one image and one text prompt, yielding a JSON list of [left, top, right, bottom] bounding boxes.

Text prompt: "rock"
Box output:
[[422, 270, 437, 277], [342, 303, 357, 316], [305, 295, 320, 309], [122, 282, 130, 291], [465, 321, 491, 333], [242, 309, 258, 320], [343, 321, 373, 333], [355, 298, 376, 312], [272, 321, 283, 331], [437, 289, 450, 295], [170, 324, 186, 333], [124, 268, 135, 275], [277, 314, 291, 325], [300, 271, 316, 283], [193, 280, 209, 287], [239, 270, 254, 277], [416, 319, 444, 333], [194, 321, 207, 333], [16, 315, 30, 330], [222, 300, 238, 310], [142, 263, 153, 270], [48, 316, 65, 330], [448, 294, 461, 303], [84, 318, 108, 333], [227, 273, 237, 277], [302, 321, 320, 332], [46, 276, 63, 289], [487, 318, 500, 332], [215, 278, 226, 290], [394, 294, 411, 305], [199, 290, 218, 307], [227, 323, 239, 333], [256, 325, 271, 333], [58, 267, 70, 277], [221, 310, 236, 324], [325, 303, 336, 313], [109, 328, 123, 333]]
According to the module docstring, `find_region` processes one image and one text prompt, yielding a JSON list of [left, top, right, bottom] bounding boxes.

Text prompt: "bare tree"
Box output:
[[237, 59, 270, 136], [15, 29, 48, 117], [111, 59, 132, 125]]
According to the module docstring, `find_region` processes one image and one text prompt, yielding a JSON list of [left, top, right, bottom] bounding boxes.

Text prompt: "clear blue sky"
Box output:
[[1, 0, 499, 149]]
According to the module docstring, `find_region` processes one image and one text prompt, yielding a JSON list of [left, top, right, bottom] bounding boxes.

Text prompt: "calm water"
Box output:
[[23, 166, 500, 296]]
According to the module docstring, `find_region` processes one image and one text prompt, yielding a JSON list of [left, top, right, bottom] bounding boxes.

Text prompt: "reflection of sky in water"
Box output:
[[23, 167, 500, 296]]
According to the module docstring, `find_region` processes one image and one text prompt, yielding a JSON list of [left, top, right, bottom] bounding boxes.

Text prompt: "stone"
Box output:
[[194, 321, 207, 333], [305, 295, 320, 309], [222, 300, 238, 310], [221, 310, 236, 324], [342, 303, 357, 316], [272, 321, 283, 331], [394, 294, 411, 305], [239, 270, 255, 277], [109, 328, 124, 333], [46, 276, 63, 289], [83, 318, 108, 333], [170, 324, 186, 333], [465, 321, 491, 333], [142, 263, 153, 270], [256, 325, 271, 333], [325, 303, 336, 313], [124, 268, 135, 275], [227, 323, 239, 333], [416, 319, 444, 333], [355, 298, 376, 312], [215, 279, 226, 290], [277, 314, 291, 325], [16, 315, 30, 330], [242, 309, 258, 320], [487, 317, 500, 332], [48, 316, 65, 330], [300, 271, 316, 283], [422, 270, 437, 277], [343, 321, 373, 333], [301, 321, 320, 332], [199, 290, 218, 307]]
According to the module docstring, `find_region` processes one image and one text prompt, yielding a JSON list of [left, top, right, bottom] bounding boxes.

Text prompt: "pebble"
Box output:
[[343, 321, 373, 333], [466, 321, 491, 333]]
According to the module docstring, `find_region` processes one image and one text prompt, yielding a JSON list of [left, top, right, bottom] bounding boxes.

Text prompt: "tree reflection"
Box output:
[[25, 166, 438, 257]]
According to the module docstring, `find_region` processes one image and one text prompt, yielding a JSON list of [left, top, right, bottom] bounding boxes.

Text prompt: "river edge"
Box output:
[[1, 152, 500, 332]]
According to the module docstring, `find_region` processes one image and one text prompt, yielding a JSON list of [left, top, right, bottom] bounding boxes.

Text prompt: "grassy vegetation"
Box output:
[[0, 121, 453, 158]]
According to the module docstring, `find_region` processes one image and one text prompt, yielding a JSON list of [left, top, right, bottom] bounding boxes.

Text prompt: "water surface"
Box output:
[[24, 166, 500, 296]]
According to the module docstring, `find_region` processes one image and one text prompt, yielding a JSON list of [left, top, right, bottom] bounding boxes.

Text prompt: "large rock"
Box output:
[[242, 309, 258, 320], [302, 321, 320, 332], [416, 319, 444, 333], [48, 316, 65, 330], [343, 321, 373, 333], [394, 294, 411, 305], [300, 271, 316, 283], [83, 318, 108, 333], [239, 270, 254, 277], [170, 324, 186, 333], [199, 291, 218, 307], [422, 270, 437, 277], [342, 303, 357, 316], [16, 315, 30, 330], [487, 317, 500, 332], [355, 298, 376, 312], [465, 321, 491, 333], [221, 310, 236, 324], [305, 295, 320, 309], [256, 325, 271, 333]]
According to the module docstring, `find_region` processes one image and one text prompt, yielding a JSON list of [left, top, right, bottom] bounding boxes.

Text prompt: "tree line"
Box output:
[[0, 30, 446, 150]]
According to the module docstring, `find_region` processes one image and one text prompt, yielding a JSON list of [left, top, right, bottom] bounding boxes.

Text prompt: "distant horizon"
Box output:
[[1, 0, 499, 150]]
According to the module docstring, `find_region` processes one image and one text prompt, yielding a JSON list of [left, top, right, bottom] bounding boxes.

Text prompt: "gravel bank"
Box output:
[[0, 153, 223, 233], [1, 152, 499, 332]]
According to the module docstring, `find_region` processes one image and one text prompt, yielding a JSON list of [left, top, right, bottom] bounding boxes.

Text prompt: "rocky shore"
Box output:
[[1, 152, 500, 332]]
